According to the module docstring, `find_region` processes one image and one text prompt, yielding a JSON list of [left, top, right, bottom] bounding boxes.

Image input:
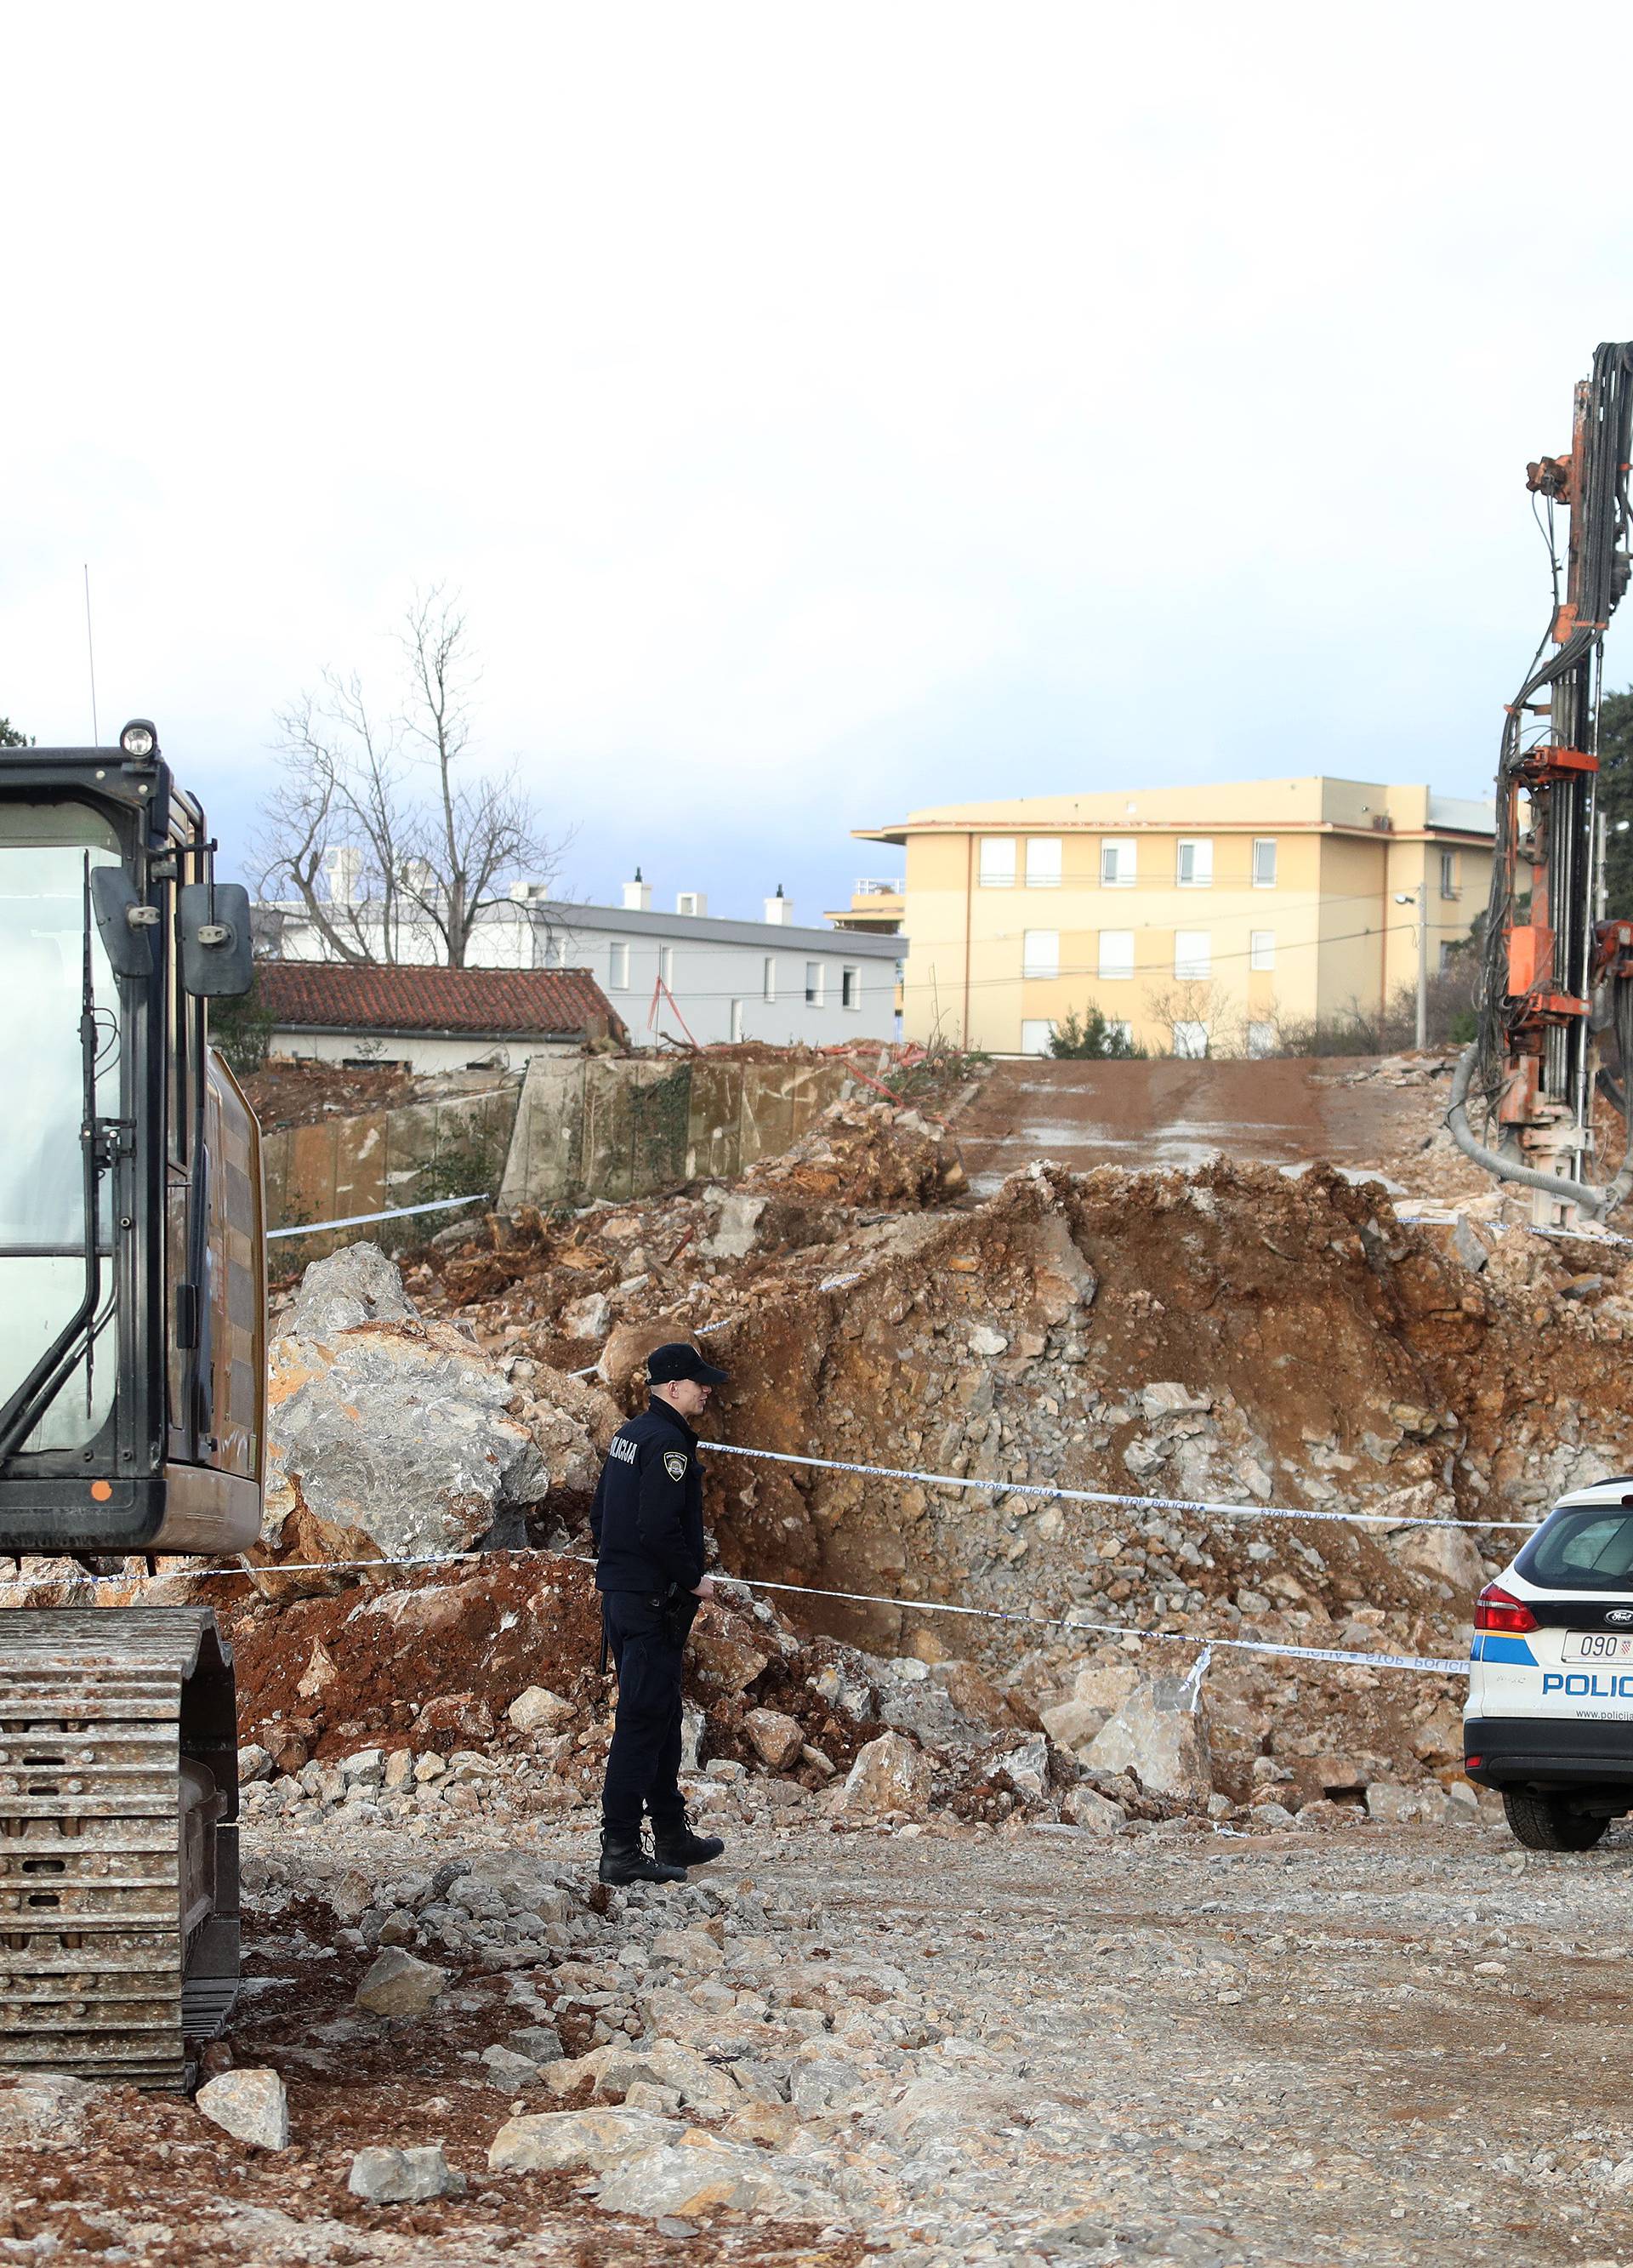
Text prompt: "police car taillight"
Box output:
[[1475, 1583, 1539, 1634]]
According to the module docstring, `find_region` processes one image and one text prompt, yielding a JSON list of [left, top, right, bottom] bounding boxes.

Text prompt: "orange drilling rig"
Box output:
[[1451, 340, 1633, 1224]]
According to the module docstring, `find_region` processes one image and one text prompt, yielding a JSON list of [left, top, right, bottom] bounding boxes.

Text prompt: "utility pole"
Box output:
[[1394, 882, 1427, 1050]]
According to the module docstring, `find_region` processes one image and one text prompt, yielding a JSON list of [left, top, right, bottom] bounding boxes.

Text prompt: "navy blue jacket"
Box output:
[[590, 1399, 707, 1597]]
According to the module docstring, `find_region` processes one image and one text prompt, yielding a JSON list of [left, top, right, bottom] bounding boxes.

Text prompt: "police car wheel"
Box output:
[[1502, 1790, 1612, 1850]]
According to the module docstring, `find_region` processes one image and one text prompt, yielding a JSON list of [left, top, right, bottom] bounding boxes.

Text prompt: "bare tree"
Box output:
[[254, 589, 563, 966], [1141, 979, 1228, 1057]]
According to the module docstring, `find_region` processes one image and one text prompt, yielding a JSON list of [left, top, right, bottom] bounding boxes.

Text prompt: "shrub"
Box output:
[[1047, 1009, 1147, 1060]]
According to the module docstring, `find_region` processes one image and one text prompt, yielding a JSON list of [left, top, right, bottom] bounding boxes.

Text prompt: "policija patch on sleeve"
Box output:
[[663, 1450, 688, 1482]]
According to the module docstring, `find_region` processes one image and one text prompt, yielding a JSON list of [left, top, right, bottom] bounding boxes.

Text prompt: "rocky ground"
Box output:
[[10, 1806, 1633, 2267]]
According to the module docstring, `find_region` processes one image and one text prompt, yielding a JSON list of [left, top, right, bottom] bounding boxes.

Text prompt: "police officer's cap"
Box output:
[[647, 1341, 729, 1386]]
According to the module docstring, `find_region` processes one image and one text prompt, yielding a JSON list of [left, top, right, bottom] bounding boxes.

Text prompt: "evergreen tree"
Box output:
[[1598, 687, 1633, 915], [0, 718, 30, 749], [1047, 1007, 1146, 1059]]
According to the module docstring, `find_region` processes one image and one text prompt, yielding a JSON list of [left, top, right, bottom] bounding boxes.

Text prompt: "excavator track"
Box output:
[[0, 1609, 239, 2089]]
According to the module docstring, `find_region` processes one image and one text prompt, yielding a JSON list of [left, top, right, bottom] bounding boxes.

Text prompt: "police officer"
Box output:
[[590, 1341, 731, 1886]]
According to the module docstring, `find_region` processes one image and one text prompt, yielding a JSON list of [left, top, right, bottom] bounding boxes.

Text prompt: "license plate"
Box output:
[[1562, 1631, 1633, 1662]]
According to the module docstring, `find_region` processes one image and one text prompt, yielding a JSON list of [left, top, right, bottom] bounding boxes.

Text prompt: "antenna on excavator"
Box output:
[[83, 564, 99, 746]]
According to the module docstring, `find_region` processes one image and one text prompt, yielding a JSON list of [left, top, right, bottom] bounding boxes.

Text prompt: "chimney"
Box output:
[[622, 865, 652, 913], [325, 844, 364, 905], [675, 891, 708, 917], [764, 883, 794, 926]]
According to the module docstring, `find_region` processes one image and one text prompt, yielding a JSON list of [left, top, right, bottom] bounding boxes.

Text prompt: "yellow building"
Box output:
[[856, 778, 1494, 1056]]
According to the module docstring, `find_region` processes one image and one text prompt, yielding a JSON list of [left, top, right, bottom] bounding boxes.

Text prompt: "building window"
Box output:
[[1021, 930, 1060, 979], [1106, 1018, 1134, 1050], [1101, 838, 1136, 887], [658, 945, 674, 989], [677, 891, 706, 916], [730, 999, 743, 1042], [1098, 930, 1135, 981], [1249, 929, 1275, 972], [979, 836, 1017, 888], [1439, 942, 1456, 974], [1172, 1020, 1209, 1058], [608, 941, 629, 990], [544, 930, 568, 968], [1175, 930, 1212, 980], [1175, 838, 1213, 888], [1247, 1020, 1277, 1057], [1252, 838, 1277, 888], [1020, 1019, 1055, 1057], [805, 961, 824, 1006], [841, 965, 861, 1009], [763, 955, 776, 1002], [1025, 837, 1061, 888], [1440, 849, 1458, 898]]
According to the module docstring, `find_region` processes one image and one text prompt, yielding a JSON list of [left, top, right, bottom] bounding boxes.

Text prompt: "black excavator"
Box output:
[[0, 719, 263, 2087]]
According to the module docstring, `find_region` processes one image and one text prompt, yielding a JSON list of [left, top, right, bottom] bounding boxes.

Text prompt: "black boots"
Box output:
[[598, 1826, 686, 1886], [598, 1815, 725, 1884], [651, 1815, 726, 1869]]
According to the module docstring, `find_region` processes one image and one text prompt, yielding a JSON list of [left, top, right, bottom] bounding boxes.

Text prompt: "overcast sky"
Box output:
[[5, 4, 1633, 926]]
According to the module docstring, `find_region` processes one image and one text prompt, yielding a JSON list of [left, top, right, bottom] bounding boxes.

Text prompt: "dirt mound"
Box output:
[[407, 1096, 969, 1378], [260, 1087, 1633, 1809], [741, 1095, 965, 1209], [242, 1057, 417, 1131]]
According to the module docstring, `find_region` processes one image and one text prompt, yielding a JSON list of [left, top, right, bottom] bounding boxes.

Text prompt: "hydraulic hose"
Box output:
[[1446, 1043, 1611, 1216]]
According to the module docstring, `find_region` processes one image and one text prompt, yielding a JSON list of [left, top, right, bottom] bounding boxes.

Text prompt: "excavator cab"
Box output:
[[0, 722, 264, 2086]]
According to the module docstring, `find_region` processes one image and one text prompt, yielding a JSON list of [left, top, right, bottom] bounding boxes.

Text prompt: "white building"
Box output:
[[255, 960, 623, 1073], [261, 877, 906, 1048]]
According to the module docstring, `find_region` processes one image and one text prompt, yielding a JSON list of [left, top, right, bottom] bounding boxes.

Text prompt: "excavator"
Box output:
[[0, 720, 262, 2088], [1450, 340, 1633, 1222]]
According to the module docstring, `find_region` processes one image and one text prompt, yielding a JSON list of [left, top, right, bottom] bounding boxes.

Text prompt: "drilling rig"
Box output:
[[0, 721, 262, 2087], [1450, 341, 1633, 1223]]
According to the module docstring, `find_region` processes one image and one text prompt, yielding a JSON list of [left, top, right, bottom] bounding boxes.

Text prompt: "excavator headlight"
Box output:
[[118, 721, 156, 759]]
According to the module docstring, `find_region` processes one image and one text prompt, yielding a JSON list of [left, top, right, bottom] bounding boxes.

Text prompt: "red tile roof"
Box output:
[[255, 960, 622, 1041]]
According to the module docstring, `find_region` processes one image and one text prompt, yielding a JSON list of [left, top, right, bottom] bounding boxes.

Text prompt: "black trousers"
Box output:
[[600, 1590, 695, 1832]]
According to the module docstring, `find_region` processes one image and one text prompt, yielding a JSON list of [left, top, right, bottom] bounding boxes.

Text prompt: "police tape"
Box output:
[[267, 1194, 492, 1241], [554, 1304, 1517, 1536], [703, 1439, 1534, 1534], [1528, 1221, 1633, 1251], [86, 1543, 1472, 1681]]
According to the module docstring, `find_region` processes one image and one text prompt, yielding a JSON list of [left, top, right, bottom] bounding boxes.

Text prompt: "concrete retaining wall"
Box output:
[[262, 1083, 521, 1255], [498, 1054, 851, 1211]]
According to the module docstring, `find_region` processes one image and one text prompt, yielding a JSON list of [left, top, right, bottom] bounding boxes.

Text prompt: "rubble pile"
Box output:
[[388, 1085, 1633, 1816], [19, 1068, 1633, 1828], [222, 1553, 1133, 1843], [405, 1092, 969, 1374]]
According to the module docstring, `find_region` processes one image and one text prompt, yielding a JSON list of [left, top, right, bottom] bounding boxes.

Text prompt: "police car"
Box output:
[[1466, 1478, 1633, 1849]]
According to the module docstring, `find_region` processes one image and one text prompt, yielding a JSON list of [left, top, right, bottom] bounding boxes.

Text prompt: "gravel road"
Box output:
[[13, 1809, 1633, 2267]]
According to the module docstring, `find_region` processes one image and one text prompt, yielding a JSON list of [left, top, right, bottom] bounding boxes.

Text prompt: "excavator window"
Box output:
[[0, 801, 121, 1453], [165, 876, 189, 1166]]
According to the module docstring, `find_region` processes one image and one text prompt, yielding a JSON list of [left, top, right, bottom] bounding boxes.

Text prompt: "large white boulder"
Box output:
[[1084, 1676, 1213, 1805], [196, 2068, 289, 2151], [289, 1241, 418, 1337], [837, 1730, 934, 1818], [261, 1245, 617, 1571]]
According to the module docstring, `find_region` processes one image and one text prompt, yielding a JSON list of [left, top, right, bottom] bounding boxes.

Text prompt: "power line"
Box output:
[[898, 919, 1425, 992]]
